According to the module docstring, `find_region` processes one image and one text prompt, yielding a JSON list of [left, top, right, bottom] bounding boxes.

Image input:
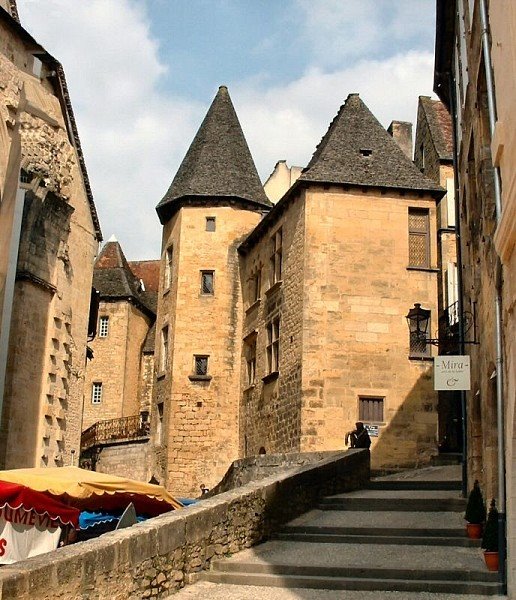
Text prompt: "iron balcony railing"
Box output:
[[81, 414, 149, 452]]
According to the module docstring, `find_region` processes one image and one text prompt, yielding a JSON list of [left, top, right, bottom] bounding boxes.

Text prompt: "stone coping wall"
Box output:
[[0, 449, 369, 600], [208, 450, 344, 496]]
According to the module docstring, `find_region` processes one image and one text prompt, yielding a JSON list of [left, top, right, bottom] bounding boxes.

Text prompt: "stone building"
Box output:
[[435, 0, 516, 593], [83, 238, 157, 430], [148, 86, 446, 496], [0, 2, 101, 468]]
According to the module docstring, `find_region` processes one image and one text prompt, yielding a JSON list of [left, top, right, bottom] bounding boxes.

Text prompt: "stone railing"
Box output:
[[0, 449, 369, 600]]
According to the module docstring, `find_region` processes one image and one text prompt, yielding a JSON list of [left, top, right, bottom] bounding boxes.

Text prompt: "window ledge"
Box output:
[[246, 299, 261, 314], [188, 374, 212, 382], [156, 372, 166, 381], [406, 266, 439, 273], [408, 355, 433, 362], [244, 383, 257, 392], [162, 288, 170, 297], [262, 371, 279, 384], [265, 281, 282, 296]]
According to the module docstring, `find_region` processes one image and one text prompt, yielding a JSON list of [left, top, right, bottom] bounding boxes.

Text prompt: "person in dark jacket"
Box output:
[[345, 421, 371, 449]]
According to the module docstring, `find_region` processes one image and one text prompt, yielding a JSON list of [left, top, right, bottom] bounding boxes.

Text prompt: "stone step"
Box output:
[[367, 480, 462, 491], [283, 508, 467, 532], [205, 571, 501, 595], [272, 531, 479, 547], [319, 497, 466, 511]]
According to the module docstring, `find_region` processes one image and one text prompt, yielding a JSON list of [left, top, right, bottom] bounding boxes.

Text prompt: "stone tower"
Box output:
[[153, 86, 271, 495]]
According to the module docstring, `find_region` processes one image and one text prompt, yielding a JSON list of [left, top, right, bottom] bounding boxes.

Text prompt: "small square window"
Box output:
[[201, 271, 214, 295], [359, 396, 384, 423], [98, 316, 109, 338], [91, 382, 103, 404], [194, 355, 209, 376], [206, 217, 216, 232]]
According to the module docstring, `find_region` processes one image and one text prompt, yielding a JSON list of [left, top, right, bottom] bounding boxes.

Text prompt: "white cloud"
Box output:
[[234, 51, 435, 180], [16, 1, 436, 260], [17, 0, 204, 260]]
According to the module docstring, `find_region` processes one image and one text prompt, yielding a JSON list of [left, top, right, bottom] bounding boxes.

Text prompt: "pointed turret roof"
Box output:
[[299, 94, 443, 195], [156, 86, 270, 223], [93, 240, 156, 316]]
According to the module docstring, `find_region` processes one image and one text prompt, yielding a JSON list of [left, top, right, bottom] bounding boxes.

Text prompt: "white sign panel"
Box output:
[[0, 509, 60, 564], [434, 355, 471, 391]]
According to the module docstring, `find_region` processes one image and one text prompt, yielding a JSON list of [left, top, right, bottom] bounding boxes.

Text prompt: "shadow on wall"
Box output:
[[370, 369, 438, 471]]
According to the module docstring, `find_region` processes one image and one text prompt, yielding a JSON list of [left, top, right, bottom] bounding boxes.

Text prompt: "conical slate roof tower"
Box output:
[[156, 85, 270, 223], [300, 93, 443, 195]]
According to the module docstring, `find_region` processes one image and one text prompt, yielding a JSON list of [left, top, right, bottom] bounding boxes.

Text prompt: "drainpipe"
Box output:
[[479, 0, 506, 590]]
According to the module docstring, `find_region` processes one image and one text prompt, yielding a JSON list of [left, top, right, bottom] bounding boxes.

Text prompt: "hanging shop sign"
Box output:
[[434, 355, 471, 391]]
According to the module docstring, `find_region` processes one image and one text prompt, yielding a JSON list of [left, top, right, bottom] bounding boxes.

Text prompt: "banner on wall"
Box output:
[[0, 507, 61, 564]]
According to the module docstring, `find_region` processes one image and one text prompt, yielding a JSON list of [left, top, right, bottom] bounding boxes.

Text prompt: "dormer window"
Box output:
[[359, 148, 372, 157]]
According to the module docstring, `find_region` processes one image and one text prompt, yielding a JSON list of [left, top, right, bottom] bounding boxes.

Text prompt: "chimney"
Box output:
[[387, 121, 413, 160]]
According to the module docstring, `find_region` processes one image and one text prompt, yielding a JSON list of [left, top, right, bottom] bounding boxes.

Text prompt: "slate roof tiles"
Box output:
[[300, 93, 443, 194], [419, 96, 453, 161], [156, 86, 270, 222]]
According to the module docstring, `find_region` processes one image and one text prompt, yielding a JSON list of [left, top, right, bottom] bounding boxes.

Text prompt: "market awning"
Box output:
[[0, 467, 182, 516], [0, 480, 79, 528]]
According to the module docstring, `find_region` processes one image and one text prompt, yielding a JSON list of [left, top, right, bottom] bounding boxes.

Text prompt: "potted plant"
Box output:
[[464, 480, 486, 538], [482, 499, 499, 572]]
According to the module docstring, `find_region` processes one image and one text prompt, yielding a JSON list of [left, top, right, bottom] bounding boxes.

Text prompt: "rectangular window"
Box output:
[[269, 228, 282, 286], [206, 216, 216, 232], [200, 270, 214, 295], [446, 178, 456, 227], [156, 403, 164, 446], [359, 396, 384, 423], [266, 317, 280, 374], [408, 208, 430, 268], [98, 316, 109, 338], [250, 269, 261, 303], [164, 246, 173, 289], [160, 326, 169, 372], [245, 338, 257, 386], [91, 382, 103, 404], [194, 355, 209, 376]]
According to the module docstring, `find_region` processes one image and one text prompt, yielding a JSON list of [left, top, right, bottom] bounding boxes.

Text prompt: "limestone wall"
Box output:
[[0, 449, 369, 600], [240, 192, 305, 456], [0, 19, 98, 468], [301, 186, 439, 469], [94, 440, 149, 482], [154, 205, 262, 496], [84, 301, 152, 430]]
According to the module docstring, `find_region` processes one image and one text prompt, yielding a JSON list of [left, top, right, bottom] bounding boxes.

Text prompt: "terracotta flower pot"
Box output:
[[483, 551, 499, 572], [466, 522, 483, 539]]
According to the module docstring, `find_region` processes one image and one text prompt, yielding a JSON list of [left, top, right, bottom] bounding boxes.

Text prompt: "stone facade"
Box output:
[[240, 185, 440, 469], [0, 8, 100, 468], [147, 89, 445, 498], [152, 206, 263, 494]]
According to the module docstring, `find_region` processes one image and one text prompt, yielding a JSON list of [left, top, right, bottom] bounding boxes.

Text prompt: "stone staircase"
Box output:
[[202, 467, 503, 596]]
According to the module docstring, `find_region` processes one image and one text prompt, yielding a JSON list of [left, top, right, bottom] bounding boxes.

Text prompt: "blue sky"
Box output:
[[17, 0, 437, 260]]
